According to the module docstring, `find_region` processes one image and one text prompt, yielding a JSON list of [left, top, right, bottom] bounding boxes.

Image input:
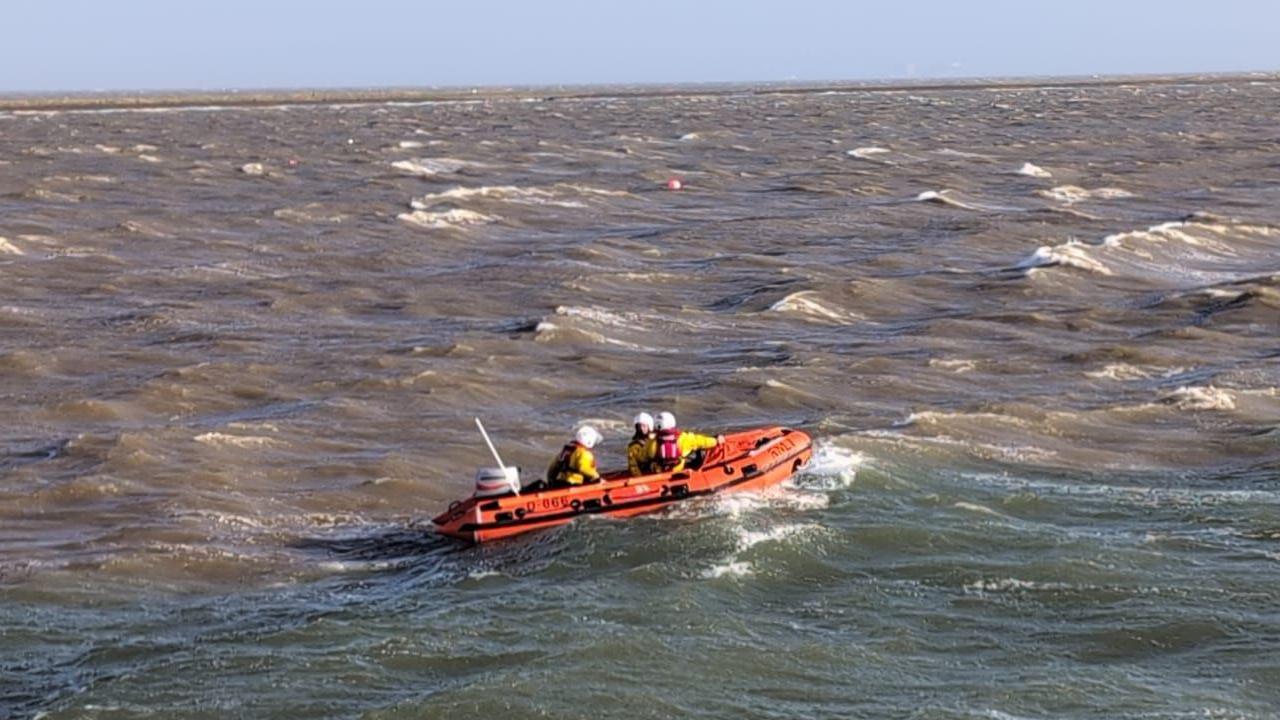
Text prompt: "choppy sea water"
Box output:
[[2, 77, 1279, 718]]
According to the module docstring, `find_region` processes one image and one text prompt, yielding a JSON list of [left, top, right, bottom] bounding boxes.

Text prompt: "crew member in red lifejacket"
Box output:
[[647, 412, 722, 472], [546, 425, 603, 487]]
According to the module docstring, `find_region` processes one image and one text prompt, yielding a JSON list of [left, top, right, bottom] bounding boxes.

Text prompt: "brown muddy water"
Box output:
[[2, 76, 1279, 718]]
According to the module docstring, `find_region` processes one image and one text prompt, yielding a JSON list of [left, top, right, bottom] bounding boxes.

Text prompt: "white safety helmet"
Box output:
[[633, 412, 654, 433], [656, 411, 677, 430], [574, 425, 602, 449]]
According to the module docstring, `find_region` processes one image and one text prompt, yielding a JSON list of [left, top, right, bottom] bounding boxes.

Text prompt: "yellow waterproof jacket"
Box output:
[[547, 443, 600, 486], [646, 431, 718, 473], [627, 435, 654, 476]]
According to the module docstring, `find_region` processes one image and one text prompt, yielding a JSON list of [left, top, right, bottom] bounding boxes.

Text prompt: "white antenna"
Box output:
[[474, 417, 506, 469]]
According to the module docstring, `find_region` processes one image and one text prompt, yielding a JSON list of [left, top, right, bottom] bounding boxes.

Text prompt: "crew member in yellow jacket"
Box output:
[[627, 412, 656, 476], [648, 411, 723, 473], [547, 425, 603, 487]]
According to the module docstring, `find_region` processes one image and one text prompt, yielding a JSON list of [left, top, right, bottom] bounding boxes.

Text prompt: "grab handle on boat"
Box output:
[[702, 440, 728, 467]]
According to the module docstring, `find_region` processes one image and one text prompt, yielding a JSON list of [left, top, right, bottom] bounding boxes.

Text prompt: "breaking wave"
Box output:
[[847, 146, 891, 160], [390, 157, 471, 176], [397, 208, 497, 230], [768, 291, 862, 324], [1037, 185, 1134, 204], [410, 185, 586, 209], [1017, 220, 1280, 283], [1159, 386, 1236, 411]]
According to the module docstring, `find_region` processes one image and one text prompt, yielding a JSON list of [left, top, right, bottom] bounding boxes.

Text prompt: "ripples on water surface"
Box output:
[[2, 77, 1279, 718]]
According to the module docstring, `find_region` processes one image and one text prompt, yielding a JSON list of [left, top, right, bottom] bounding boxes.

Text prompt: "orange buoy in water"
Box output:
[[665, 177, 683, 190]]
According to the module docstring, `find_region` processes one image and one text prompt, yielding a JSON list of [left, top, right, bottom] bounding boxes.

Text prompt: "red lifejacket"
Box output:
[[656, 427, 682, 470]]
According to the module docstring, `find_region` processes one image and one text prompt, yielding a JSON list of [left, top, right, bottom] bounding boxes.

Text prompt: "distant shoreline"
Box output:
[[2, 72, 1276, 112]]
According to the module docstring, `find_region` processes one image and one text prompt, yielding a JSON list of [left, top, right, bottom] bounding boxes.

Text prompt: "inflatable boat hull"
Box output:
[[432, 426, 812, 543]]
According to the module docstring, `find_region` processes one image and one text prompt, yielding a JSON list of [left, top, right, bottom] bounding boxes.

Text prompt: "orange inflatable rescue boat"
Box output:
[[433, 425, 812, 543]]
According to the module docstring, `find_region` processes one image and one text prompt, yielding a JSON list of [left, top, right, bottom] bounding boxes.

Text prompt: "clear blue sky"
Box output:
[[2, 0, 1276, 92]]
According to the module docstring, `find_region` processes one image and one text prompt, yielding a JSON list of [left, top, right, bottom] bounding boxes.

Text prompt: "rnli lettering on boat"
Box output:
[[767, 437, 795, 459]]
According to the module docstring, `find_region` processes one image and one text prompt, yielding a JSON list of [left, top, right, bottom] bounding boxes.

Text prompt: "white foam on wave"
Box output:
[[1160, 386, 1236, 411], [953, 501, 1005, 517], [319, 559, 402, 573], [701, 522, 823, 579], [983, 709, 1042, 720], [1039, 185, 1091, 204], [559, 183, 632, 198], [794, 441, 863, 489], [914, 432, 1052, 463], [1086, 363, 1150, 381], [554, 305, 641, 328], [966, 471, 1280, 507], [930, 358, 977, 373], [0, 237, 24, 255], [703, 560, 754, 578], [934, 147, 992, 159], [1198, 288, 1249, 301], [1018, 162, 1052, 178], [1103, 220, 1240, 253], [847, 146, 891, 160], [737, 523, 821, 550], [1018, 220, 1275, 281], [45, 173, 116, 185], [173, 509, 274, 532], [273, 204, 347, 224], [194, 432, 286, 449], [551, 304, 716, 334], [916, 190, 982, 210], [965, 577, 1071, 593], [768, 291, 862, 324], [1019, 240, 1113, 276], [397, 208, 497, 230], [902, 409, 1031, 428], [1085, 363, 1187, 381], [886, 413, 1059, 464], [763, 485, 833, 512], [532, 320, 657, 352], [410, 185, 586, 209], [1038, 185, 1134, 204], [391, 158, 470, 176], [658, 480, 833, 527]]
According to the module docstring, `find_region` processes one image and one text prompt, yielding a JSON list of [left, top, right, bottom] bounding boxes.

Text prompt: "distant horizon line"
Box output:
[[2, 70, 1277, 112]]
